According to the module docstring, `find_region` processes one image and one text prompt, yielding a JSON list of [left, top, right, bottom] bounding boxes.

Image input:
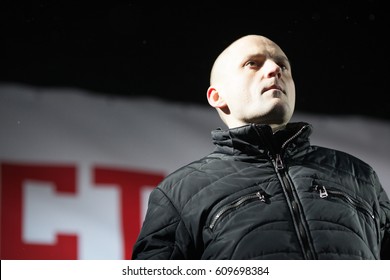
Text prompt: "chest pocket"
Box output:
[[312, 183, 380, 243], [208, 190, 268, 231]]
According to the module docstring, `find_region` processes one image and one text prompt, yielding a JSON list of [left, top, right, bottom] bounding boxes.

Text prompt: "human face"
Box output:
[[208, 35, 296, 130]]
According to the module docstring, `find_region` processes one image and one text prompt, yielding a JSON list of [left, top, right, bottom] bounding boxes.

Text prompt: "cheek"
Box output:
[[288, 84, 296, 104], [222, 76, 254, 106], [221, 81, 244, 102]]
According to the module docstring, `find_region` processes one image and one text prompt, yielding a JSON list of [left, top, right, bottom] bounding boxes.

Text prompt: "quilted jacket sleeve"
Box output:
[[376, 173, 390, 259], [379, 191, 390, 259], [131, 187, 188, 259], [381, 223, 390, 259]]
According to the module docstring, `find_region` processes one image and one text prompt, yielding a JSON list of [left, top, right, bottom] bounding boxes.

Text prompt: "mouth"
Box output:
[[262, 84, 285, 95]]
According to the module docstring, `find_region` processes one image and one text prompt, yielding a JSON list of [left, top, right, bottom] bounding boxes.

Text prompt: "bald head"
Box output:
[[207, 34, 295, 130], [210, 35, 286, 85]]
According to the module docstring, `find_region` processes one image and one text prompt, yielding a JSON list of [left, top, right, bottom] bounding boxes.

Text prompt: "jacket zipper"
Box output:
[[268, 124, 315, 259], [271, 153, 315, 259], [313, 184, 375, 219], [209, 191, 266, 230]]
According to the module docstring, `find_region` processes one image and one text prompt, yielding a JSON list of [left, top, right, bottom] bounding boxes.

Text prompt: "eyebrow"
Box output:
[[272, 55, 291, 66], [242, 54, 291, 67]]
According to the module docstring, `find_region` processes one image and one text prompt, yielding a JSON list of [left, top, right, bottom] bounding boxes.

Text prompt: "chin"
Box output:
[[270, 103, 292, 118], [256, 110, 291, 125]]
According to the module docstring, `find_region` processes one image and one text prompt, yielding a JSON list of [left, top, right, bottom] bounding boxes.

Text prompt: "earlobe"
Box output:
[[207, 87, 227, 108]]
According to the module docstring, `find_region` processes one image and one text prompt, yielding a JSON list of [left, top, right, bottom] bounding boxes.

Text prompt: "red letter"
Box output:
[[0, 162, 78, 259], [94, 166, 164, 259]]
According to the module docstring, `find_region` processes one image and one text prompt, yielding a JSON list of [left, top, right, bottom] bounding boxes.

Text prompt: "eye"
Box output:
[[280, 64, 288, 72], [276, 58, 290, 72], [244, 61, 260, 68]]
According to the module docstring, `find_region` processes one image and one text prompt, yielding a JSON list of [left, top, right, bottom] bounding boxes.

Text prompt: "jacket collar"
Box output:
[[211, 122, 312, 158]]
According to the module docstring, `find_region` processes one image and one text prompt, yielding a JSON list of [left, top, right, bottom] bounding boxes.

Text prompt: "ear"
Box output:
[[207, 86, 227, 108]]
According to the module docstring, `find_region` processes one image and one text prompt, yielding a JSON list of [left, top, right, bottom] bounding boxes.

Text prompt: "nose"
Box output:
[[264, 59, 282, 79]]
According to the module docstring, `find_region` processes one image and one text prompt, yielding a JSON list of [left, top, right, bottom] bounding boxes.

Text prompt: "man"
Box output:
[[132, 34, 390, 259]]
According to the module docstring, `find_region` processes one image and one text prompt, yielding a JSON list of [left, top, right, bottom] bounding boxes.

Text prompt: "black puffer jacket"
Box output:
[[132, 122, 390, 259]]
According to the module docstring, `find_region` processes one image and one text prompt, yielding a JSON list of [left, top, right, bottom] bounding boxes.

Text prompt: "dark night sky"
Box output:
[[1, 1, 389, 121]]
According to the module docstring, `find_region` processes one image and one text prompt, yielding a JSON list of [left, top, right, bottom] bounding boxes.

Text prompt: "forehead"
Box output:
[[210, 35, 288, 83], [225, 36, 286, 62]]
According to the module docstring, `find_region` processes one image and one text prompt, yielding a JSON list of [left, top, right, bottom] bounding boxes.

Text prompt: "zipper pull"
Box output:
[[314, 185, 328, 198], [275, 153, 284, 170], [256, 191, 266, 202]]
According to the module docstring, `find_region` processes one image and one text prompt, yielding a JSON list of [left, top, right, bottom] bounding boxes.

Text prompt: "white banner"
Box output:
[[1, 83, 389, 260]]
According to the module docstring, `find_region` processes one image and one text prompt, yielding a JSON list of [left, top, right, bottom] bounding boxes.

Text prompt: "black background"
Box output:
[[1, 0, 389, 121]]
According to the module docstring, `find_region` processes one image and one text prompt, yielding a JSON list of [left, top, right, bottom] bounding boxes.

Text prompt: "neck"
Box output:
[[270, 124, 287, 134], [226, 122, 287, 133]]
